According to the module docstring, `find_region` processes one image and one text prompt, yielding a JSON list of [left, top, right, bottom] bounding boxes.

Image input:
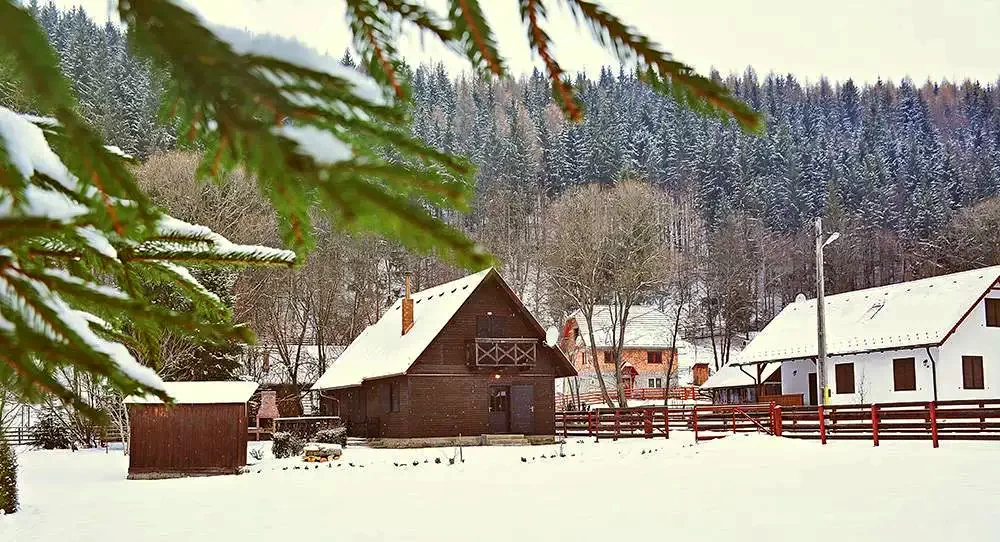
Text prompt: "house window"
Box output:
[[893, 358, 916, 391], [603, 351, 613, 364], [986, 299, 1000, 327], [835, 363, 855, 394], [386, 382, 400, 413], [647, 377, 662, 388], [963, 356, 985, 389], [476, 314, 509, 337], [647, 351, 663, 364]]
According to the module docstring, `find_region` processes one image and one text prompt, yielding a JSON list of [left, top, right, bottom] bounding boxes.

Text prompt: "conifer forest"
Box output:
[[4, 2, 1000, 346]]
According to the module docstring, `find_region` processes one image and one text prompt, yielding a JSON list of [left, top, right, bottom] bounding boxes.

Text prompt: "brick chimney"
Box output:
[[402, 272, 414, 335]]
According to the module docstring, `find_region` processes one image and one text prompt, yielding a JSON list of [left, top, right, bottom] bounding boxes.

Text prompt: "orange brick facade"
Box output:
[[568, 346, 678, 388]]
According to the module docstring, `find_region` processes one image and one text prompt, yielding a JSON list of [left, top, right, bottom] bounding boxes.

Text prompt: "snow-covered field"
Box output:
[[1, 434, 998, 541]]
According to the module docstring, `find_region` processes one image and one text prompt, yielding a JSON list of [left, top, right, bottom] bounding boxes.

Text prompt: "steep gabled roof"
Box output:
[[312, 268, 574, 390], [569, 305, 681, 350], [736, 266, 1000, 365]]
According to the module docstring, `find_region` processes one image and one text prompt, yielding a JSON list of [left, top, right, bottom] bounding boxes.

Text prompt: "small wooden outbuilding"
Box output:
[[125, 381, 258, 479]]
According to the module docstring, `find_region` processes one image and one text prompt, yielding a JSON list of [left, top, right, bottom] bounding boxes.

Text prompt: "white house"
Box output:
[[733, 266, 1000, 405]]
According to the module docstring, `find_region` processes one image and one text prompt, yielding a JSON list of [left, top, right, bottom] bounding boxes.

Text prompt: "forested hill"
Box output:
[[412, 63, 1000, 239], [5, 3, 1000, 326]]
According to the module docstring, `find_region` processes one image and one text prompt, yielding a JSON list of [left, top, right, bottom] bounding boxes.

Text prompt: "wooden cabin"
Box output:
[[125, 381, 258, 479], [312, 268, 576, 440]]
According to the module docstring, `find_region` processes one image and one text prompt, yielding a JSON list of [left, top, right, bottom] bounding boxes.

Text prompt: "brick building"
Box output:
[[561, 305, 700, 397], [312, 268, 576, 439]]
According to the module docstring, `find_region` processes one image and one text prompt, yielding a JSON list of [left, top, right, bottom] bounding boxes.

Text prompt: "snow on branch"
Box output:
[[0, 106, 78, 190], [272, 124, 353, 166]]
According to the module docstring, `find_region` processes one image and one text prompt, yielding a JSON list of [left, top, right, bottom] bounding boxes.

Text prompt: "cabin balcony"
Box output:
[[467, 338, 537, 369]]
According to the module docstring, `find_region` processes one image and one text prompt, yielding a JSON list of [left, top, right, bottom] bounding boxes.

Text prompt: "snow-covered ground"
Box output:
[[1, 434, 998, 541]]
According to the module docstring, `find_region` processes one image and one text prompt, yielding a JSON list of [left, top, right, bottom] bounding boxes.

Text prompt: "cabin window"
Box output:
[[476, 314, 509, 337], [835, 363, 855, 394], [647, 351, 663, 364], [893, 358, 916, 391], [986, 299, 1000, 327], [647, 377, 662, 388], [963, 356, 985, 389], [603, 351, 614, 364], [386, 382, 400, 413]]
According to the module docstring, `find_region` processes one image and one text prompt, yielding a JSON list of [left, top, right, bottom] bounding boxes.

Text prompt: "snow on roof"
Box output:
[[312, 269, 493, 390], [125, 381, 259, 404], [736, 266, 1000, 365], [247, 344, 347, 385], [700, 363, 781, 390], [570, 305, 680, 350]]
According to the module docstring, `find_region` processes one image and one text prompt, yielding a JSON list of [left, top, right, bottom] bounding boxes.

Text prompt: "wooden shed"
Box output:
[[125, 381, 258, 479]]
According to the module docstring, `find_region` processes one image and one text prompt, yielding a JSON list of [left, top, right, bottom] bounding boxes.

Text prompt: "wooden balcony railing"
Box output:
[[468, 337, 536, 369]]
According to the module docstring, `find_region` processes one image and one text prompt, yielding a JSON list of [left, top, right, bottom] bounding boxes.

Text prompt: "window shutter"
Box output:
[[381, 383, 392, 413], [963, 356, 985, 389], [835, 363, 855, 394], [987, 300, 1000, 327], [893, 358, 916, 391]]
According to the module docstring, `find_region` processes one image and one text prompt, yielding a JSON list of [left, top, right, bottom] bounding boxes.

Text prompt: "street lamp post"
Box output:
[[815, 217, 839, 406]]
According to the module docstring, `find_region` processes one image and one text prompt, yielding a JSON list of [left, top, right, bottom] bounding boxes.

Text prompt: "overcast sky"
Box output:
[[54, 0, 1000, 85]]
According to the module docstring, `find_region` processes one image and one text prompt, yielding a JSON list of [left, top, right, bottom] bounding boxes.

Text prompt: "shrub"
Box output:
[[32, 416, 71, 450], [248, 447, 264, 461], [271, 432, 304, 459], [313, 427, 347, 447], [0, 437, 16, 514]]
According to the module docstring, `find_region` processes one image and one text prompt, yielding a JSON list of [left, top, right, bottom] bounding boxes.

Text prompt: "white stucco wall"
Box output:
[[781, 347, 938, 405], [781, 359, 814, 403], [936, 290, 1000, 399], [780, 289, 1000, 404]]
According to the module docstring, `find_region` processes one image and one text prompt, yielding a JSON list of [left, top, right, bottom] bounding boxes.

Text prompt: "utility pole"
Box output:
[[815, 216, 828, 405]]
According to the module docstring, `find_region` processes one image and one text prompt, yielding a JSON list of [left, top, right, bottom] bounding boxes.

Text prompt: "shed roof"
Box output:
[[700, 362, 781, 390], [735, 266, 1000, 365], [125, 381, 259, 405], [569, 305, 681, 350]]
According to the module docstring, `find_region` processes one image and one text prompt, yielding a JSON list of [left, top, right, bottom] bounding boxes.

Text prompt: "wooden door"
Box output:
[[488, 386, 510, 433], [510, 384, 534, 434], [808, 373, 817, 406]]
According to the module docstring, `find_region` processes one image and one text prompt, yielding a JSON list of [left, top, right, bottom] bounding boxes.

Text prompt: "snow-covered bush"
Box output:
[[313, 427, 347, 447], [0, 437, 16, 514], [271, 432, 304, 459], [31, 416, 71, 450], [248, 447, 264, 461]]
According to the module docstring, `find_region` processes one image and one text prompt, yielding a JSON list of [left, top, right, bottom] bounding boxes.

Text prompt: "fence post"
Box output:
[[588, 411, 595, 440], [732, 409, 737, 434], [871, 405, 880, 447], [773, 406, 783, 437], [644, 408, 652, 438], [613, 410, 620, 441], [818, 405, 827, 445], [929, 402, 939, 449], [693, 407, 699, 443], [664, 407, 670, 439], [562, 411, 568, 439]]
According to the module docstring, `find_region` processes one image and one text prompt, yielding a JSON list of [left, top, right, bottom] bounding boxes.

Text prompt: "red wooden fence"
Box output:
[[774, 399, 1000, 447], [555, 386, 704, 410], [555, 406, 697, 440], [557, 399, 1000, 447]]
